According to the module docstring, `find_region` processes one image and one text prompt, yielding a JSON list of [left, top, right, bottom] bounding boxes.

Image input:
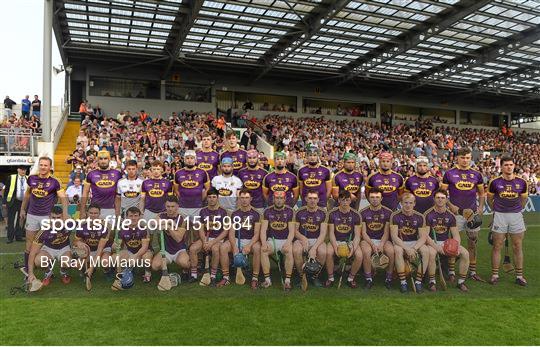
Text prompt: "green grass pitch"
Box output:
[[1, 214, 539, 345]]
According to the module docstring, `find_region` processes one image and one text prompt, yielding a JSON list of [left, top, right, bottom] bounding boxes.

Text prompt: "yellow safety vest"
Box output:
[[6, 174, 26, 203]]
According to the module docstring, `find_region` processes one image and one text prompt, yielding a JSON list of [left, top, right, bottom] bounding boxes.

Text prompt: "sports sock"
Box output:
[[347, 274, 354, 282], [429, 275, 436, 284], [190, 268, 197, 278], [400, 279, 407, 285], [328, 274, 334, 282], [284, 277, 291, 284], [385, 272, 393, 281], [222, 269, 229, 280], [264, 272, 270, 282], [469, 261, 477, 275], [415, 280, 422, 285], [458, 274, 466, 285], [252, 271, 259, 282], [449, 257, 456, 275], [415, 271, 423, 282], [364, 272, 372, 281], [516, 268, 523, 279], [210, 268, 217, 279], [397, 271, 406, 281], [24, 252, 29, 271], [492, 267, 499, 278]]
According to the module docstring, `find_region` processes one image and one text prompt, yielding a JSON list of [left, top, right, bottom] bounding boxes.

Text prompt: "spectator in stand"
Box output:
[[3, 96, 16, 119], [31, 95, 41, 118], [79, 100, 90, 124], [21, 95, 31, 120], [65, 176, 83, 203]]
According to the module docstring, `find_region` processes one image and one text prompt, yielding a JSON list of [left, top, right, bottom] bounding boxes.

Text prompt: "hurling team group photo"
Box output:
[[16, 132, 529, 295]]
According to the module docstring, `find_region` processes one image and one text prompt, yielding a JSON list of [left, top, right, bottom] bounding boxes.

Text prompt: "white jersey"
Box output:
[[117, 177, 143, 210], [211, 174, 243, 212]]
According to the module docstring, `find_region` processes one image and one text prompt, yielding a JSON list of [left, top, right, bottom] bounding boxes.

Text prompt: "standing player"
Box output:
[[359, 188, 394, 289], [487, 155, 528, 286], [81, 150, 122, 219], [442, 148, 485, 281], [222, 189, 262, 289], [26, 206, 72, 286], [196, 131, 220, 180], [220, 130, 247, 175], [260, 191, 295, 291], [366, 152, 404, 210], [117, 207, 153, 283], [390, 193, 430, 293], [140, 160, 174, 221], [175, 150, 209, 220], [211, 158, 243, 213], [404, 156, 439, 214], [237, 149, 268, 215], [292, 190, 327, 287], [263, 152, 299, 208], [151, 197, 190, 275], [190, 188, 230, 286], [325, 190, 362, 288], [332, 152, 363, 209], [425, 190, 470, 292], [116, 160, 143, 217], [20, 157, 68, 273], [297, 146, 332, 208]]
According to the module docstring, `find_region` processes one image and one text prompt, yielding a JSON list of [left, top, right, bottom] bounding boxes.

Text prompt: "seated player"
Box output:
[[222, 189, 262, 289], [151, 196, 190, 276], [425, 190, 470, 292], [74, 203, 113, 278], [189, 188, 230, 286], [292, 190, 327, 287], [359, 188, 394, 289], [390, 193, 430, 293], [116, 207, 153, 283], [260, 191, 295, 291], [27, 206, 72, 286], [325, 190, 362, 288]]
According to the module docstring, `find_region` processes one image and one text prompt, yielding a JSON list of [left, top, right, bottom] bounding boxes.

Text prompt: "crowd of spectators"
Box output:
[[1, 95, 42, 154]]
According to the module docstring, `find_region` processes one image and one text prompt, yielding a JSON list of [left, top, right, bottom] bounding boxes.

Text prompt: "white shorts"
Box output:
[[41, 245, 71, 260], [236, 238, 252, 249], [402, 241, 416, 248], [90, 247, 112, 257], [143, 209, 159, 221], [456, 215, 480, 233], [25, 214, 49, 232], [179, 207, 201, 223], [100, 208, 116, 219], [165, 249, 187, 263], [268, 238, 287, 251], [372, 239, 382, 247], [208, 237, 223, 243], [492, 212, 526, 234]]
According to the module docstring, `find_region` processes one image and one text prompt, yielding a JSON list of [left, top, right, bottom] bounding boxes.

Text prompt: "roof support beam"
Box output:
[[162, 0, 203, 79], [405, 25, 540, 92], [248, 0, 350, 84], [336, 0, 492, 86], [53, 0, 69, 65]]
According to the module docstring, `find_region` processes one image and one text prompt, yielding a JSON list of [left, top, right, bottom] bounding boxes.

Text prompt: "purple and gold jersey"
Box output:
[[488, 176, 528, 213], [231, 208, 260, 240], [298, 165, 332, 207], [238, 167, 268, 209], [119, 227, 149, 254], [360, 206, 392, 240], [199, 206, 229, 239], [174, 168, 208, 208], [264, 205, 294, 240], [333, 170, 363, 208], [263, 170, 298, 208], [390, 210, 425, 242], [27, 175, 63, 216], [159, 212, 186, 254], [366, 170, 404, 210], [141, 178, 173, 213], [442, 167, 483, 210], [197, 150, 219, 180], [404, 174, 439, 213], [294, 207, 327, 239], [34, 228, 70, 250], [424, 208, 456, 242], [86, 169, 122, 209], [220, 149, 247, 175], [328, 208, 361, 242], [76, 221, 111, 251]]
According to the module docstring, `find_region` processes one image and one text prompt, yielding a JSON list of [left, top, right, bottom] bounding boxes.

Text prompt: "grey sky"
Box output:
[[1, 0, 64, 106]]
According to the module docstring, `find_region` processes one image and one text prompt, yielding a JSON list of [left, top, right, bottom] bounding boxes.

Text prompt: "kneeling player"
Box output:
[[292, 190, 327, 287], [260, 191, 295, 291], [326, 190, 362, 288], [75, 203, 113, 279], [27, 206, 72, 286], [390, 193, 430, 293], [116, 207, 153, 282], [189, 188, 230, 286], [222, 189, 261, 289], [425, 190, 470, 292], [359, 188, 394, 289], [151, 197, 190, 276]]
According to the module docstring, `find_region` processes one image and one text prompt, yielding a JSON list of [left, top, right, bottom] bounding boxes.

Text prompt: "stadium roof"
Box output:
[[54, 0, 540, 108]]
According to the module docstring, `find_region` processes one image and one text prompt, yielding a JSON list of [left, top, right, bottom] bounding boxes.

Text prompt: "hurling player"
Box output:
[[174, 150, 209, 220], [297, 146, 332, 208], [220, 130, 247, 175], [263, 151, 299, 208], [117, 207, 152, 282], [332, 152, 363, 209], [404, 156, 439, 214], [366, 152, 404, 210], [237, 149, 268, 215], [196, 131, 220, 180]]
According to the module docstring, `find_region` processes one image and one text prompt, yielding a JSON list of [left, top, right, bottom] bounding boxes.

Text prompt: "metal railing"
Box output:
[[0, 128, 40, 156]]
